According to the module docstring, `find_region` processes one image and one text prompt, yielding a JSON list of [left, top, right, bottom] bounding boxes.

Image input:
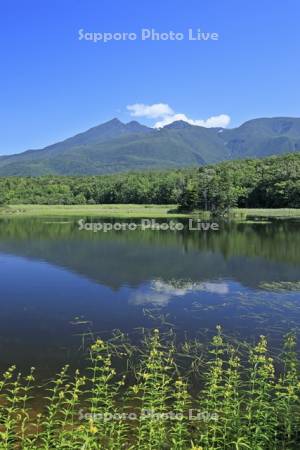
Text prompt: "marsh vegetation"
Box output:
[[1, 328, 300, 449]]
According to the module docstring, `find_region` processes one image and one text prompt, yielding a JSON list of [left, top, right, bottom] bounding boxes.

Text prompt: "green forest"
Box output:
[[0, 153, 299, 212]]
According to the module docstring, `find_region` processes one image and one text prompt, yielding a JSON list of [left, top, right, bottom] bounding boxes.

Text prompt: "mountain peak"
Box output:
[[1, 116, 300, 176], [163, 120, 194, 130], [125, 120, 152, 134], [103, 117, 124, 126], [126, 120, 141, 126]]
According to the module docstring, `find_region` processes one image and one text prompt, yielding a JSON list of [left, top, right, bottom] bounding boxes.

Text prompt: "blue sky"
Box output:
[[1, 0, 300, 154]]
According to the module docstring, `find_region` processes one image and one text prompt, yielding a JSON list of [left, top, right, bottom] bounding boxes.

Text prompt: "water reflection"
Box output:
[[0, 218, 299, 289], [130, 280, 230, 306], [0, 217, 299, 375]]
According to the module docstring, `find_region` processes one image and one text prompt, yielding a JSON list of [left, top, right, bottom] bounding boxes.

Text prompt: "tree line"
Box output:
[[0, 153, 299, 211]]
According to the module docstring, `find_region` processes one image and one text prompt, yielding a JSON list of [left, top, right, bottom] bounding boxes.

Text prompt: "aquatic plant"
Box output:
[[0, 328, 300, 449]]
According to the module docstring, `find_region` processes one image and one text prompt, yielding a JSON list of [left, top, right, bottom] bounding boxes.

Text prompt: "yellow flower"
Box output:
[[89, 424, 98, 434], [89, 419, 98, 434], [25, 374, 35, 382], [91, 339, 105, 352]]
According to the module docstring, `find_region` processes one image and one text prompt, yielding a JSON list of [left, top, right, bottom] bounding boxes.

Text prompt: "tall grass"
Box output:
[[0, 328, 300, 449]]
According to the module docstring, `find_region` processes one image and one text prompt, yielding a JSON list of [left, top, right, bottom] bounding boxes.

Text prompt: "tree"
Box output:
[[178, 179, 198, 211], [0, 193, 6, 206]]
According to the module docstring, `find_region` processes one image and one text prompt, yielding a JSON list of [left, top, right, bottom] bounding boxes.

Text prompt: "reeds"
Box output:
[[0, 328, 299, 449]]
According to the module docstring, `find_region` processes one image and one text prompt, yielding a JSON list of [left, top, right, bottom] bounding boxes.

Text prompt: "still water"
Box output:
[[0, 217, 299, 377]]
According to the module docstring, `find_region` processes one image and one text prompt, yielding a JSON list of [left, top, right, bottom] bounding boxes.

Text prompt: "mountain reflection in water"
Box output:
[[0, 217, 299, 376]]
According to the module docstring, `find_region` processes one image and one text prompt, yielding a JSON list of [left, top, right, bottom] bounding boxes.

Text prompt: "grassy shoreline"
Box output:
[[0, 204, 188, 218], [0, 204, 300, 219], [230, 207, 300, 219]]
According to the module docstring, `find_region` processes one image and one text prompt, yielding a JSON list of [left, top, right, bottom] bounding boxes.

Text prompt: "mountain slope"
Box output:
[[220, 117, 300, 158], [0, 117, 300, 176]]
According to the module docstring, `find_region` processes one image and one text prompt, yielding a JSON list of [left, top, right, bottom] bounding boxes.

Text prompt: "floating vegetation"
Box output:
[[259, 281, 300, 292], [70, 316, 93, 326], [0, 328, 300, 449]]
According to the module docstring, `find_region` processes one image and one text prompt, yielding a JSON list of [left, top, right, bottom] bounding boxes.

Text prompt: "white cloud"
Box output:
[[154, 113, 231, 129], [127, 103, 231, 129], [127, 103, 174, 118], [129, 279, 229, 306], [201, 282, 229, 295]]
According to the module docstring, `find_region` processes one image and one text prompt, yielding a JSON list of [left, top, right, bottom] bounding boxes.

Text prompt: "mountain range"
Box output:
[[1, 117, 300, 176]]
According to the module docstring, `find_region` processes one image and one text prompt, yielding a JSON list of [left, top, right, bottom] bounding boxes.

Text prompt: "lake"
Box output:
[[0, 216, 299, 378]]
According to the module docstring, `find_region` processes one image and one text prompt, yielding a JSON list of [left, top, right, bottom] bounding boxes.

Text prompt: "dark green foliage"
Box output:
[[181, 152, 300, 212], [0, 152, 299, 210], [0, 169, 186, 205]]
